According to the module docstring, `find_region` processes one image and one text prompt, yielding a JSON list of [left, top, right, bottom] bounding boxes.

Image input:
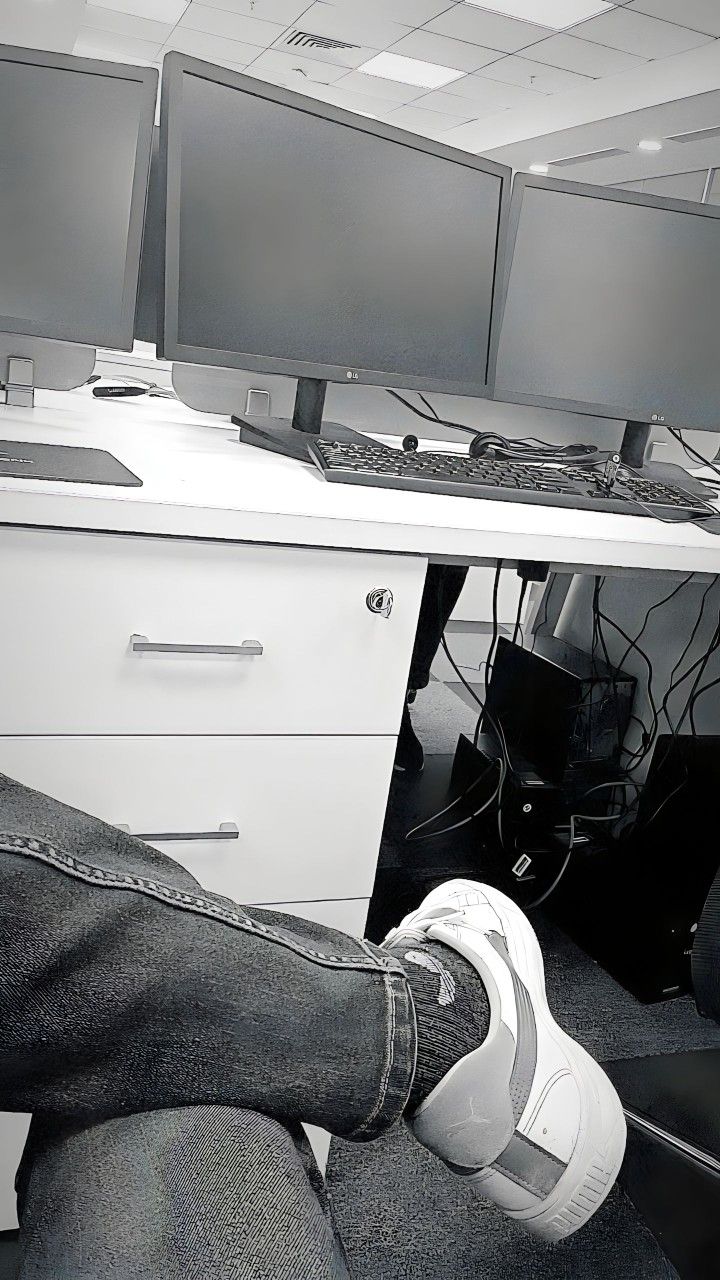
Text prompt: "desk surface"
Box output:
[[2, 388, 720, 576]]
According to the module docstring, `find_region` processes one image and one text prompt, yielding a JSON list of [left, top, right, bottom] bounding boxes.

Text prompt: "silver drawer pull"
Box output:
[[130, 634, 263, 657], [117, 822, 239, 843]]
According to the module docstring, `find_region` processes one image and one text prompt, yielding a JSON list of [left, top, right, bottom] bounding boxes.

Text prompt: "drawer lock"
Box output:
[[366, 588, 393, 619]]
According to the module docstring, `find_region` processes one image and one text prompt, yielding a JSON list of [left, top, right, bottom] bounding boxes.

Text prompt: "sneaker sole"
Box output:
[[429, 881, 627, 1242]]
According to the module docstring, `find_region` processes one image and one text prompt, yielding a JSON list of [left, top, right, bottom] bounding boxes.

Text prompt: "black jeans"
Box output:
[[0, 774, 417, 1278], [408, 564, 469, 692]]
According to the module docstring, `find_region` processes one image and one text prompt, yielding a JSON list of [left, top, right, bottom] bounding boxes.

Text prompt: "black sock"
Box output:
[[387, 939, 491, 1111]]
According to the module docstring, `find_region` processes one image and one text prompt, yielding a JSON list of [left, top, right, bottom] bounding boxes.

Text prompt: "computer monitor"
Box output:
[[0, 44, 157, 361], [158, 52, 510, 459], [495, 174, 720, 456]]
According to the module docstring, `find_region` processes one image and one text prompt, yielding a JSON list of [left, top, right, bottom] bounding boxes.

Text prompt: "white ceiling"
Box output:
[[3, 0, 720, 198]]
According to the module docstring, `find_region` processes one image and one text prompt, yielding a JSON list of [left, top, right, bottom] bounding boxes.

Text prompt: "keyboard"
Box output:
[[308, 440, 718, 521]]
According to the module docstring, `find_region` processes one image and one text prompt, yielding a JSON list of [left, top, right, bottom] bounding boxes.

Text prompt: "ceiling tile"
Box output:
[[92, 0, 187, 20], [389, 29, 501, 73], [163, 27, 264, 66], [295, 3, 411, 50], [73, 27, 164, 61], [326, 0, 454, 24], [442, 117, 511, 149], [480, 53, 593, 93], [424, 75, 540, 112], [426, 7, 552, 55], [335, 69, 427, 103], [240, 48, 349, 86], [83, 5, 173, 44], [627, 1, 720, 39], [309, 83, 413, 116], [443, 68, 539, 105], [570, 7, 714, 56], [413, 88, 485, 114], [526, 32, 647, 75], [389, 103, 474, 134], [180, 4, 286, 45], [199, 0, 310, 21]]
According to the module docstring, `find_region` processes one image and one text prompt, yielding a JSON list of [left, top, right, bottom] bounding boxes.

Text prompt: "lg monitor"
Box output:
[[158, 52, 511, 459], [495, 174, 720, 464], [0, 44, 157, 363]]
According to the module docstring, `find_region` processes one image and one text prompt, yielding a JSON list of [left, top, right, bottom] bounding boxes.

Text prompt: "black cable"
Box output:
[[386, 389, 600, 461], [596, 606, 659, 773], [476, 561, 503, 748], [688, 672, 720, 732], [614, 574, 694, 680], [386, 389, 478, 439], [512, 580, 528, 647], [668, 428, 720, 489]]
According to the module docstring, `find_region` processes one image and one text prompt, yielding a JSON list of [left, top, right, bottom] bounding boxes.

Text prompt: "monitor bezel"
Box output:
[[158, 52, 511, 398], [0, 43, 157, 352], [494, 172, 720, 432]]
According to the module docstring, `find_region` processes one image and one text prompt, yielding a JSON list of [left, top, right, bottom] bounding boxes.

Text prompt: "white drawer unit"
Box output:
[[0, 737, 395, 904], [0, 527, 425, 736]]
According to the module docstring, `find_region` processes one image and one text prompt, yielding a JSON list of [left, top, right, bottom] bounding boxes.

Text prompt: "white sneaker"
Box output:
[[384, 879, 627, 1242]]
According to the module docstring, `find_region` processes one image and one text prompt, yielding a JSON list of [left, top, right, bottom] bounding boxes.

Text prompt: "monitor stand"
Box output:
[[232, 377, 371, 463], [619, 419, 715, 497]]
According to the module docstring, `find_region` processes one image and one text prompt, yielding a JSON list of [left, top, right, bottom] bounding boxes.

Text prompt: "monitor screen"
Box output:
[[495, 175, 720, 432], [160, 55, 510, 396], [0, 46, 156, 351]]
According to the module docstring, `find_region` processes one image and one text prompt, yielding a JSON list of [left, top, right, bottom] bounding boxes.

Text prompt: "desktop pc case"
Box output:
[[483, 635, 635, 786], [550, 735, 720, 1002]]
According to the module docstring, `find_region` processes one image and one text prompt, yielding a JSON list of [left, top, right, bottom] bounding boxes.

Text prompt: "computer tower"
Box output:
[[551, 735, 720, 1002], [484, 635, 635, 785]]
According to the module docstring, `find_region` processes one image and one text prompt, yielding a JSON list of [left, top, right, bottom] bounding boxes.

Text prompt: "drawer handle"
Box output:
[[116, 822, 239, 843], [130, 635, 263, 657]]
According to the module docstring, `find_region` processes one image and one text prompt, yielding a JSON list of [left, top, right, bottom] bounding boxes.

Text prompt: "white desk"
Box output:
[[1, 388, 719, 1224]]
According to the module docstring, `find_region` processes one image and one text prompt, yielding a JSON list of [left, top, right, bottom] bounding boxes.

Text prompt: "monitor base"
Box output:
[[232, 415, 371, 462]]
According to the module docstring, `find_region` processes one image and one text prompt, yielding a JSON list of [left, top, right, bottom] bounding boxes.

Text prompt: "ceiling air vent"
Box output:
[[549, 147, 628, 167], [283, 30, 359, 52], [667, 124, 720, 144]]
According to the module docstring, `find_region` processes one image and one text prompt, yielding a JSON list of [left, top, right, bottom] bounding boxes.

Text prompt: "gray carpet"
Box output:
[[326, 915, 720, 1280]]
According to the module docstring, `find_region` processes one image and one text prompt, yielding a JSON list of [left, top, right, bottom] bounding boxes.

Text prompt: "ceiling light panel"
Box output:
[[359, 52, 465, 89], [463, 1, 612, 26]]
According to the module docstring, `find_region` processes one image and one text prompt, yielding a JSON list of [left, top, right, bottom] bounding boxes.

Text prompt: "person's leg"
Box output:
[[396, 564, 469, 774], [16, 1107, 349, 1280], [0, 772, 415, 1139], [407, 564, 469, 695]]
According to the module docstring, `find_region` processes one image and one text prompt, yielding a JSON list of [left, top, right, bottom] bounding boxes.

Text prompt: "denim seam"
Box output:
[[347, 969, 396, 1139], [0, 833, 396, 974]]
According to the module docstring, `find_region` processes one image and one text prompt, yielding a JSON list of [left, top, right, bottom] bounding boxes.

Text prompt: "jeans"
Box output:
[[0, 773, 417, 1278]]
